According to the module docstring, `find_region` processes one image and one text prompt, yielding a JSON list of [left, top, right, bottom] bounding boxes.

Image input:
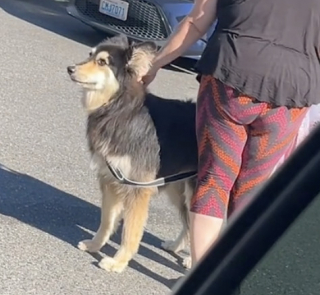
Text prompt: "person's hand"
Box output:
[[138, 65, 159, 87]]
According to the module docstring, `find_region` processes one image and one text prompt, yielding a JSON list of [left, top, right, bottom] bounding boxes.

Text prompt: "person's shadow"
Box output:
[[0, 163, 186, 288]]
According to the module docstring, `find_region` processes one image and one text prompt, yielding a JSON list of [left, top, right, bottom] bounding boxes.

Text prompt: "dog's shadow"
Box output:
[[0, 163, 185, 288]]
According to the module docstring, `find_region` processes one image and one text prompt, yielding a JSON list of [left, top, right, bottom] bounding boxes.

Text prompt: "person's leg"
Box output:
[[228, 102, 308, 217], [224, 102, 307, 295], [190, 76, 254, 266], [190, 76, 308, 268]]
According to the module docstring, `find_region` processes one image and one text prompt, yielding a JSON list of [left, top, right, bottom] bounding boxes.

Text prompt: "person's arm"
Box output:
[[152, 0, 219, 70]]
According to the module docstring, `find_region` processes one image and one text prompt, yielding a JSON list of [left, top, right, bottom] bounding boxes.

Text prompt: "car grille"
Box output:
[[74, 0, 169, 41]]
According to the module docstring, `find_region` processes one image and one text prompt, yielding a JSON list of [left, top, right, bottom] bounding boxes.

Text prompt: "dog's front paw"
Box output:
[[161, 240, 185, 253], [77, 239, 101, 253], [98, 256, 128, 273], [182, 256, 192, 269]]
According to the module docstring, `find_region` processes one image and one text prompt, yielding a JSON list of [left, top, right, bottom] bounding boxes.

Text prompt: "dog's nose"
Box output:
[[67, 66, 76, 75]]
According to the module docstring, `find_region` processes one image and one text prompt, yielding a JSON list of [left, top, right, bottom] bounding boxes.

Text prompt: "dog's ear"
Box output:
[[127, 41, 158, 78], [104, 34, 130, 47], [132, 41, 158, 53]]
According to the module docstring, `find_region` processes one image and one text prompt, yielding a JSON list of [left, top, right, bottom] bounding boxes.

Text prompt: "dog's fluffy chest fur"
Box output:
[[86, 96, 160, 182], [89, 152, 132, 181]]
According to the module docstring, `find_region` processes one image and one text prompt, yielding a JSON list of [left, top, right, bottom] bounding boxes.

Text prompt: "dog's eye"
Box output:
[[89, 52, 93, 57], [97, 59, 107, 66]]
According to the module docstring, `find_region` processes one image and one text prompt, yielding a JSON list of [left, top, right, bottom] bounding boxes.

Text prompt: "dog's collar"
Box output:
[[106, 161, 197, 188]]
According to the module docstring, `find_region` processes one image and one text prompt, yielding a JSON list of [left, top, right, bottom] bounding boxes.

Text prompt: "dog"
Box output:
[[67, 34, 197, 273]]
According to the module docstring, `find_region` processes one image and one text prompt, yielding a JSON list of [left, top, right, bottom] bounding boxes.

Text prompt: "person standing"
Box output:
[[141, 0, 320, 269]]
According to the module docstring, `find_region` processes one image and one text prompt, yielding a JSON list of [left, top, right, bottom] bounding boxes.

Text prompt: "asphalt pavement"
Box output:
[[1, 1, 320, 295]]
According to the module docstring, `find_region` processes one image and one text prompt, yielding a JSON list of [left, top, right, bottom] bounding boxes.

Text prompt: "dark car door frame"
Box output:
[[171, 124, 320, 295]]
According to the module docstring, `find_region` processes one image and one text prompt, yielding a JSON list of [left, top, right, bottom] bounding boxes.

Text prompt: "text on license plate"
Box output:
[[99, 0, 129, 21]]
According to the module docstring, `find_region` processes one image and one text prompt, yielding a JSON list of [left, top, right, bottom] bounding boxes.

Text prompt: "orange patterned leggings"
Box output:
[[191, 76, 308, 219]]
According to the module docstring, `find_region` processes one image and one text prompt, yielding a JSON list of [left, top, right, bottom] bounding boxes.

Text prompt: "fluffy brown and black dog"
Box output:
[[67, 34, 197, 273]]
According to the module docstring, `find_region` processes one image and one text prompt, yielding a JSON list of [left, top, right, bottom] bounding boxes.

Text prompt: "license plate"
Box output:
[[99, 0, 129, 21]]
